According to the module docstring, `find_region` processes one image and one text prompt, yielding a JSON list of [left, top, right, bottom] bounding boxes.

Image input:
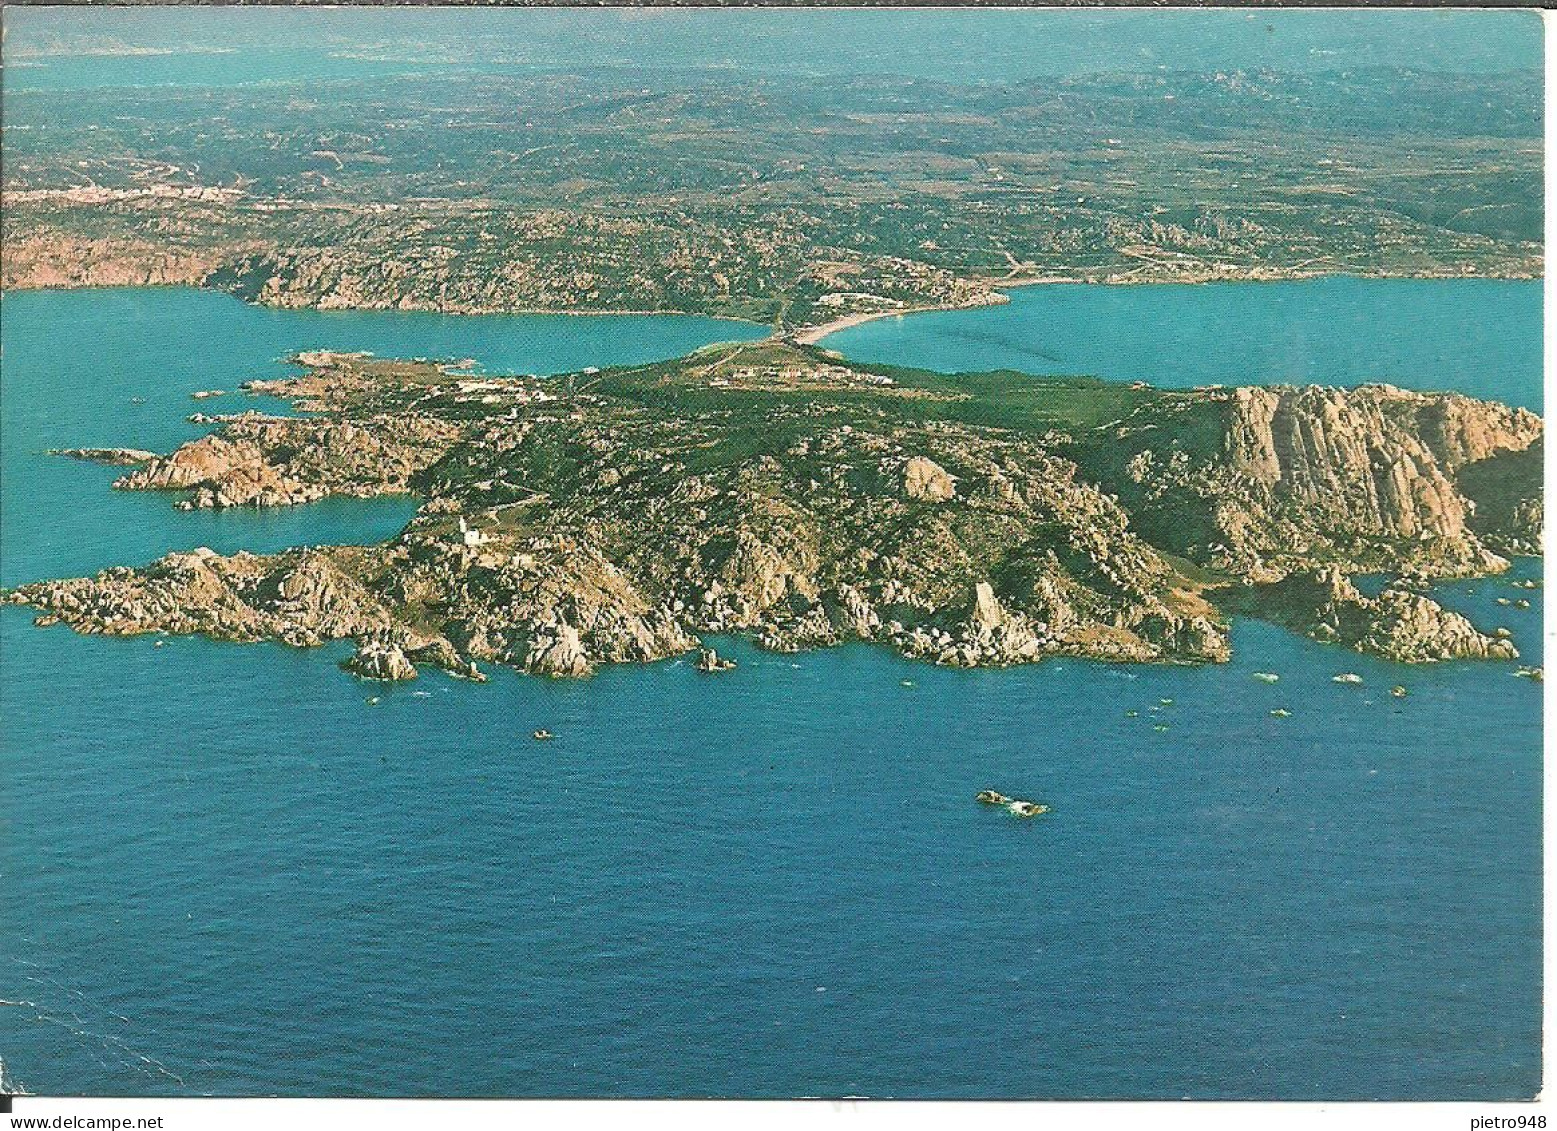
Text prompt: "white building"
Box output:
[[457, 516, 491, 548]]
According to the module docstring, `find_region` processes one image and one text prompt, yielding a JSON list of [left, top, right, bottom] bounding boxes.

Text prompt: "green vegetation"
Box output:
[[591, 340, 1168, 434]]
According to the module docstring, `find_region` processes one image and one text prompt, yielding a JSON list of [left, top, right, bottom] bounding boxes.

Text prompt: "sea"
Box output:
[[0, 281, 1543, 1099], [3, 8, 1540, 92]]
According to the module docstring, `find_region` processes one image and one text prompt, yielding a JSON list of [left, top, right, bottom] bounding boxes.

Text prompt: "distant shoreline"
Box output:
[[787, 267, 1544, 346], [1, 269, 1540, 350]]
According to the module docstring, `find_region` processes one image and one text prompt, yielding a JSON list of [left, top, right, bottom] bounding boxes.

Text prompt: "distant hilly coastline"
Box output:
[[2, 63, 1541, 327]]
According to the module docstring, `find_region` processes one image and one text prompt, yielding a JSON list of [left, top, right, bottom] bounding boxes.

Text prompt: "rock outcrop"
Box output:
[[1456, 439, 1545, 556], [694, 647, 737, 672], [903, 456, 957, 502], [343, 632, 420, 681], [1247, 567, 1518, 662], [6, 544, 393, 643], [115, 411, 462, 510]]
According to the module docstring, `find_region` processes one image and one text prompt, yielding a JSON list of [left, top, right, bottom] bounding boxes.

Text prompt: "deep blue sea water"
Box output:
[[0, 283, 1543, 1098], [823, 278, 1544, 412]]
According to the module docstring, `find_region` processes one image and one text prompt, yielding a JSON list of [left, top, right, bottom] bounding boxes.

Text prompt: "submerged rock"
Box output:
[[49, 447, 157, 466]]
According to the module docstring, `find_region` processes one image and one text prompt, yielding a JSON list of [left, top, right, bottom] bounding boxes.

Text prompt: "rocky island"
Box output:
[[4, 341, 1540, 681]]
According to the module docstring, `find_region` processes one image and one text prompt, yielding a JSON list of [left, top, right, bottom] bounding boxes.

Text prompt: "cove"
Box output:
[[0, 287, 765, 585]]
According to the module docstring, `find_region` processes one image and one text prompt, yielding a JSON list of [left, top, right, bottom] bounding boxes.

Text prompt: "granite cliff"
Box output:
[[1091, 384, 1542, 580]]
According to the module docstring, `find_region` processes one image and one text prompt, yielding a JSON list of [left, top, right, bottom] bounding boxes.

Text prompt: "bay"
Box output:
[[821, 277, 1543, 411]]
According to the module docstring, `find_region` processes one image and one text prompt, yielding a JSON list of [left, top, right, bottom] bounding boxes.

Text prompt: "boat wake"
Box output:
[[6, 952, 187, 1091]]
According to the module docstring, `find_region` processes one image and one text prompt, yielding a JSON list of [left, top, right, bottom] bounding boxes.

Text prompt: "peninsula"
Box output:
[[5, 342, 1540, 680]]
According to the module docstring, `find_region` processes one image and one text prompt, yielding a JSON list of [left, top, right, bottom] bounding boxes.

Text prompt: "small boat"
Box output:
[[977, 790, 1048, 818], [1333, 673, 1363, 685], [1007, 801, 1049, 819], [1390, 685, 1408, 698], [1270, 708, 1292, 718], [1514, 667, 1544, 682], [366, 696, 380, 706], [532, 728, 555, 741], [1252, 672, 1279, 683]]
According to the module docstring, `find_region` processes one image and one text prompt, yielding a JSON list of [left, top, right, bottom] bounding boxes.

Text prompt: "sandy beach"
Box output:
[[788, 276, 1083, 346]]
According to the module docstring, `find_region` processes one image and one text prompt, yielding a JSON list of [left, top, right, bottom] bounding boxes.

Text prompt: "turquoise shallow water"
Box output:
[[0, 284, 1542, 1098], [823, 278, 1544, 412], [0, 289, 763, 585]]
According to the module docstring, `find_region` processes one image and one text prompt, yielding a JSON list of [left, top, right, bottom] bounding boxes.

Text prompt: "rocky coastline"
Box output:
[[5, 343, 1541, 681]]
